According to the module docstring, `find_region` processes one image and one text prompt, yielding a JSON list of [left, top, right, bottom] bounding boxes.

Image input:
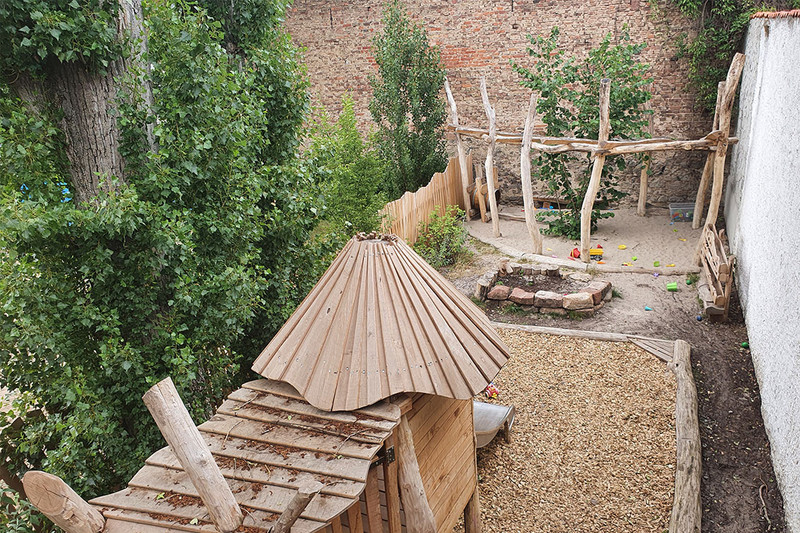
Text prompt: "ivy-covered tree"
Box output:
[[0, 0, 324, 515], [512, 27, 653, 238], [369, 0, 447, 199]]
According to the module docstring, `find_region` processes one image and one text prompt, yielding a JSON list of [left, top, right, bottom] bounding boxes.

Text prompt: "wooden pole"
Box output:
[[445, 78, 472, 220], [668, 340, 701, 533], [383, 436, 402, 533], [704, 53, 745, 228], [480, 77, 501, 237], [143, 377, 243, 533], [464, 487, 481, 533], [693, 81, 725, 229], [520, 93, 544, 255], [580, 79, 611, 262], [272, 480, 323, 533], [396, 415, 436, 533], [637, 155, 651, 216], [474, 162, 488, 223], [22, 471, 105, 533]]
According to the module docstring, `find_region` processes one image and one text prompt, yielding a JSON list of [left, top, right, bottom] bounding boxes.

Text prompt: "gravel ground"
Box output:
[[455, 330, 677, 533]]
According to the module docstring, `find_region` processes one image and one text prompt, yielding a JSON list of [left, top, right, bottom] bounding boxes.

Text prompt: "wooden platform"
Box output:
[[90, 379, 402, 532]]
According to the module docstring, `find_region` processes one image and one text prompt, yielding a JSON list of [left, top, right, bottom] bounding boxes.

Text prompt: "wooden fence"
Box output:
[[381, 154, 471, 245]]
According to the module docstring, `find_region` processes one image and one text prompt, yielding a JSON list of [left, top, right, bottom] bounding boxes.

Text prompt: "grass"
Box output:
[[612, 288, 623, 299]]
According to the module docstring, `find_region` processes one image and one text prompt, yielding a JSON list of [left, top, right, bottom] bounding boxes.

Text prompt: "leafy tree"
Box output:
[[512, 27, 653, 239], [0, 0, 324, 513], [369, 0, 447, 199], [309, 95, 388, 238]]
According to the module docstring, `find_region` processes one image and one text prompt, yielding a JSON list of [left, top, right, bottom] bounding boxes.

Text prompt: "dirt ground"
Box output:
[[442, 211, 786, 532]]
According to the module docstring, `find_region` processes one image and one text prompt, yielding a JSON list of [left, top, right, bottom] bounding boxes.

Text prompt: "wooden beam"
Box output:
[[22, 471, 105, 533], [382, 436, 402, 533], [668, 340, 701, 533], [445, 78, 472, 221], [580, 79, 611, 262], [692, 81, 725, 229], [273, 480, 323, 533], [396, 414, 436, 533], [480, 77, 501, 237], [704, 53, 746, 228], [637, 155, 651, 216], [520, 93, 544, 254], [142, 377, 243, 533]]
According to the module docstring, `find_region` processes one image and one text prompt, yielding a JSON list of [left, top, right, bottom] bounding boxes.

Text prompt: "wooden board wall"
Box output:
[[406, 395, 476, 532]]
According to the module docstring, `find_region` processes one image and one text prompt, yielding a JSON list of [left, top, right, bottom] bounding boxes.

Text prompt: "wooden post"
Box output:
[[703, 53, 745, 228], [143, 377, 243, 533], [668, 340, 702, 533], [396, 415, 436, 533], [273, 480, 323, 533], [464, 486, 481, 533], [22, 471, 105, 533], [474, 163, 488, 223], [445, 78, 472, 220], [480, 77, 501, 237], [383, 436, 402, 533], [692, 81, 725, 229], [346, 501, 364, 533], [580, 79, 611, 262], [637, 155, 651, 216], [364, 466, 383, 533], [520, 93, 544, 255]]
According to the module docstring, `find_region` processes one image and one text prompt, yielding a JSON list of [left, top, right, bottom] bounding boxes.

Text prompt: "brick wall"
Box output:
[[285, 0, 710, 206]]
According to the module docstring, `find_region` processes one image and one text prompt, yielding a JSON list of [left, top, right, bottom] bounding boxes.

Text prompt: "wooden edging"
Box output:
[[492, 322, 701, 532]]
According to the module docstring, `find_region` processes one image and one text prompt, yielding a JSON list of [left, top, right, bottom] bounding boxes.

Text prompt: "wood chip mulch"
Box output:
[[457, 329, 677, 532]]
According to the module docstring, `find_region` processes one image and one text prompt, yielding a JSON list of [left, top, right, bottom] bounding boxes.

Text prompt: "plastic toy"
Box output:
[[644, 306, 653, 311], [618, 244, 627, 250], [653, 261, 660, 267], [666, 282, 678, 292], [589, 248, 603, 260], [484, 382, 500, 399]]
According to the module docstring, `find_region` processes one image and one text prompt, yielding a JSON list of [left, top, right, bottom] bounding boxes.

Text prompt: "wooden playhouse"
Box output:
[[24, 234, 510, 533]]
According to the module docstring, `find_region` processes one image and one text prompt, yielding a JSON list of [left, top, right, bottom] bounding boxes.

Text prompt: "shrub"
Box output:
[[0, 488, 53, 533], [513, 27, 652, 239], [414, 206, 467, 268]]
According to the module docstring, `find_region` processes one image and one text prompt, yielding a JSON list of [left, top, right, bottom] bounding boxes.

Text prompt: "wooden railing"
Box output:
[[381, 154, 471, 245]]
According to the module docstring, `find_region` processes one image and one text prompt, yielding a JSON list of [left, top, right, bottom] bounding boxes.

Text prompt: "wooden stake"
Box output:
[[396, 415, 436, 533], [272, 480, 323, 533], [520, 93, 544, 254], [22, 471, 105, 533], [474, 163, 488, 223], [704, 53, 745, 228], [580, 79, 611, 262], [382, 436, 402, 533], [143, 377, 243, 533], [480, 77, 501, 237], [637, 155, 651, 216], [445, 79, 472, 220], [668, 340, 702, 533], [693, 81, 725, 229]]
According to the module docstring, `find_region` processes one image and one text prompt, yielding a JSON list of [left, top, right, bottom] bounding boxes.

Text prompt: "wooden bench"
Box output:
[[697, 223, 735, 321]]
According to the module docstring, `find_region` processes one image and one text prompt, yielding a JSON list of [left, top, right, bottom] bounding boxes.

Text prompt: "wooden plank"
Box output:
[[580, 79, 611, 262], [491, 322, 630, 342], [346, 501, 364, 533], [102, 510, 213, 532], [330, 515, 344, 533], [127, 466, 354, 523], [198, 414, 380, 461], [146, 435, 370, 484], [382, 436, 402, 533], [364, 467, 383, 533], [629, 338, 672, 363]]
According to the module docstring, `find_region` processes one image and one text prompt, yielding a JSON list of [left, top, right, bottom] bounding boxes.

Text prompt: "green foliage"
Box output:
[[513, 27, 653, 239], [0, 0, 324, 504], [369, 0, 447, 199], [309, 95, 388, 237], [672, 0, 795, 112], [0, 0, 121, 75], [414, 206, 467, 268], [0, 488, 53, 532]]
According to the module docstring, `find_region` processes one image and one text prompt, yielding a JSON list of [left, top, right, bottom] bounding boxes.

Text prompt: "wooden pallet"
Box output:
[[697, 223, 735, 321]]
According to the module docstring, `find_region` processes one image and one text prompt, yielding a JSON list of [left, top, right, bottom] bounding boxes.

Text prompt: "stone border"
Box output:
[[475, 260, 612, 318]]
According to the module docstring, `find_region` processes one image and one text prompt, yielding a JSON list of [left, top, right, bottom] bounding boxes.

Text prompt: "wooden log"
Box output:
[[142, 377, 243, 532], [704, 53, 746, 228], [668, 340, 701, 533], [273, 480, 324, 533], [480, 77, 501, 237], [445, 79, 472, 220], [464, 486, 481, 533], [637, 155, 651, 216], [474, 164, 488, 223], [22, 471, 105, 533], [396, 414, 436, 533], [580, 79, 611, 262], [382, 436, 402, 533], [693, 81, 725, 229], [520, 93, 544, 255]]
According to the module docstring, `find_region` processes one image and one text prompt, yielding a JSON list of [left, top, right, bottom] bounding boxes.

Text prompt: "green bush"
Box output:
[[0, 488, 53, 533], [414, 206, 467, 268], [512, 27, 652, 239], [309, 95, 388, 238], [369, 0, 447, 198]]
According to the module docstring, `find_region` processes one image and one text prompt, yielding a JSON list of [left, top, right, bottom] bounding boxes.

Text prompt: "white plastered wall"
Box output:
[[725, 15, 800, 531]]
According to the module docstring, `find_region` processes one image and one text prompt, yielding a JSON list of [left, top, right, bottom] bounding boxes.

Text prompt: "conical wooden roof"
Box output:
[[252, 233, 510, 412]]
